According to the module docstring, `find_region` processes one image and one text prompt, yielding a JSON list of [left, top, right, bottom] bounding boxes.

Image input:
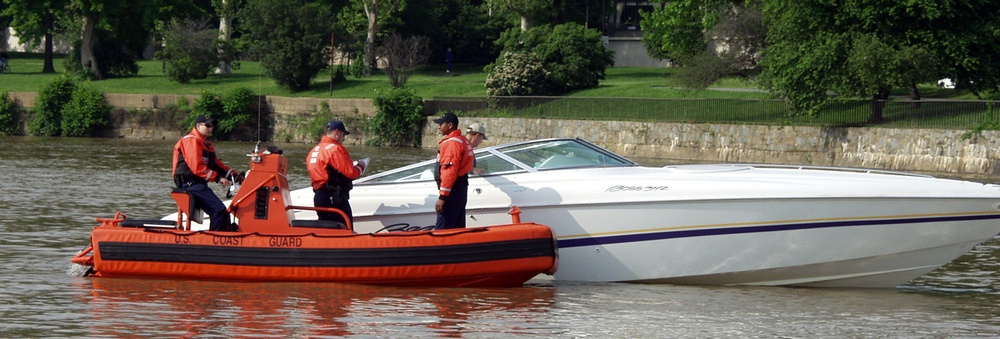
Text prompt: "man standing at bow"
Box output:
[[432, 112, 474, 229], [172, 115, 235, 231]]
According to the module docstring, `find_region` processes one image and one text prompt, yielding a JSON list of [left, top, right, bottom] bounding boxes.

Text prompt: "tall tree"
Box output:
[[240, 0, 334, 91], [3, 0, 71, 73], [759, 0, 1000, 119], [212, 0, 240, 74], [360, 0, 403, 77]]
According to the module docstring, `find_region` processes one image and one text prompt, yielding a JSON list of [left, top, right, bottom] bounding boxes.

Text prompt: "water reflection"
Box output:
[[77, 278, 556, 337]]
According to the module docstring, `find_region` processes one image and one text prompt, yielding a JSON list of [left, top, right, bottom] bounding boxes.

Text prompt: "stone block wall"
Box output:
[[7, 92, 998, 179], [422, 117, 1000, 180]]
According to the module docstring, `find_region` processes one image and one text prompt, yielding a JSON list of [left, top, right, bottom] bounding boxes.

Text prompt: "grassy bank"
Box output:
[[0, 53, 978, 101]]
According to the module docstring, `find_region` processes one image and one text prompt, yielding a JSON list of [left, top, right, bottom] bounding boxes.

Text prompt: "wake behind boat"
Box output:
[[72, 146, 558, 287], [168, 138, 1000, 288]]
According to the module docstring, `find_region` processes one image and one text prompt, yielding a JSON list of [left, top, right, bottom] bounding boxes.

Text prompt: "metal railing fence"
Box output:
[[425, 97, 999, 129]]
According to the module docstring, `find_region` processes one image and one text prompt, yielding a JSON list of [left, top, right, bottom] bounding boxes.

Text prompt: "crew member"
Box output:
[[307, 121, 366, 226], [172, 115, 235, 231], [465, 122, 488, 175], [433, 112, 474, 229]]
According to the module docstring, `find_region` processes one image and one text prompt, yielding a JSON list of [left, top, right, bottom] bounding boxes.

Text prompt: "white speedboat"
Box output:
[[174, 138, 1000, 287]]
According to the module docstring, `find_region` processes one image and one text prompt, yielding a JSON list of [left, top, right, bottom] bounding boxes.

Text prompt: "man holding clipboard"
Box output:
[[306, 121, 368, 225]]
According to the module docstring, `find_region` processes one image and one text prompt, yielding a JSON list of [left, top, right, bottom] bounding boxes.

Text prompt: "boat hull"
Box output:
[[87, 223, 558, 287], [338, 194, 1000, 287]]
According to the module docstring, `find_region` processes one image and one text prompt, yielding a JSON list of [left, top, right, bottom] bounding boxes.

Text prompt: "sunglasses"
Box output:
[[203, 123, 215, 128]]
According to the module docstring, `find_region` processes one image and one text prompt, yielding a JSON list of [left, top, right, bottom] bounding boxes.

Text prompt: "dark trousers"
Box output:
[[182, 182, 230, 231], [435, 183, 468, 229], [314, 189, 353, 225]]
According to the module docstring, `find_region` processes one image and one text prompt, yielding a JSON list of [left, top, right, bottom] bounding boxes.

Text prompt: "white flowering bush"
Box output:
[[485, 52, 552, 96]]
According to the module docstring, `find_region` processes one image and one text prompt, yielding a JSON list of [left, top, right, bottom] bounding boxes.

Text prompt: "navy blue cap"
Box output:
[[326, 120, 350, 135], [433, 112, 459, 125], [196, 115, 215, 124]]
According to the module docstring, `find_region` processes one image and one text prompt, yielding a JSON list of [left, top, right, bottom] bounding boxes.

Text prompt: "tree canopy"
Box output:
[[760, 0, 1000, 118]]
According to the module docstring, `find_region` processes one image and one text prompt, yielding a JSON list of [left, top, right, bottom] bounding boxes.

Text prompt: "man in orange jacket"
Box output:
[[432, 112, 474, 229], [172, 115, 235, 231], [307, 121, 366, 225]]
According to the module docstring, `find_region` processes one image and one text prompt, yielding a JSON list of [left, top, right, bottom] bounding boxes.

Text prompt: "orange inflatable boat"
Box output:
[[71, 146, 558, 287]]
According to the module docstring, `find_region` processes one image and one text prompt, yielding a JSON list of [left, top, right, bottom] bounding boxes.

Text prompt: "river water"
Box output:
[[1, 136, 998, 337]]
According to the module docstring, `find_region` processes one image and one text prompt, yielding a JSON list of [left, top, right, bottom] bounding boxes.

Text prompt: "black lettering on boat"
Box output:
[[174, 235, 190, 244], [212, 236, 241, 246], [269, 237, 303, 247]]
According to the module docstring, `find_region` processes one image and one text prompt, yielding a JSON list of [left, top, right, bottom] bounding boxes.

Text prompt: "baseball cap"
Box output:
[[325, 120, 351, 135], [467, 122, 488, 140], [196, 115, 215, 125], [433, 112, 459, 125]]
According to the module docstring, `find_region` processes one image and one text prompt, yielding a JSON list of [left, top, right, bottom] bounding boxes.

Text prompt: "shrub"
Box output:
[[160, 19, 221, 84], [184, 88, 255, 139], [485, 52, 551, 96], [219, 87, 255, 136], [0, 92, 18, 135], [490, 23, 614, 95], [61, 86, 110, 137], [29, 77, 77, 136], [367, 88, 425, 147]]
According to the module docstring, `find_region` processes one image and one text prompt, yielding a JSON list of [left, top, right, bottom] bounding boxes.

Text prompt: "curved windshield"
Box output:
[[358, 138, 636, 184]]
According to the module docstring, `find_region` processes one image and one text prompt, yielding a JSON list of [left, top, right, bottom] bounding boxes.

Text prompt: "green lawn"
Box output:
[[4, 52, 980, 100]]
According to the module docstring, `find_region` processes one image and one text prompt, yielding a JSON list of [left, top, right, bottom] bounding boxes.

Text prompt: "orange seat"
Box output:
[[170, 188, 203, 230]]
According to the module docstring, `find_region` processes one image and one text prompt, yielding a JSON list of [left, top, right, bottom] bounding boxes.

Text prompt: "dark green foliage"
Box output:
[[349, 54, 366, 79], [160, 19, 221, 84], [64, 33, 139, 80], [219, 87, 254, 135], [0, 92, 18, 136], [367, 88, 425, 147], [489, 23, 613, 96], [29, 77, 77, 136], [61, 85, 110, 137], [185, 88, 255, 139], [239, 0, 333, 91]]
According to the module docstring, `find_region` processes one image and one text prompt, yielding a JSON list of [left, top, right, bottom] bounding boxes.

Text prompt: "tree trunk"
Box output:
[[80, 13, 104, 79], [869, 89, 890, 123], [907, 85, 921, 109], [42, 12, 55, 73], [215, 13, 232, 74], [363, 0, 378, 77], [520, 16, 530, 31]]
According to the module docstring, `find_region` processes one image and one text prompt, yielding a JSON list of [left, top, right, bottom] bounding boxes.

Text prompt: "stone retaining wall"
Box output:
[[421, 117, 1000, 181], [6, 92, 998, 179]]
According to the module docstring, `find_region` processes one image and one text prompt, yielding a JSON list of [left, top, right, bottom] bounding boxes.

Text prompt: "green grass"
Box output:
[[2, 52, 995, 129], [5, 52, 979, 100]]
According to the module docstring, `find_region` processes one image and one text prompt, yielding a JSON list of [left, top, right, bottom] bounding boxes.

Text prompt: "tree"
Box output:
[[2, 0, 71, 74], [67, 0, 202, 80], [490, 23, 613, 95], [759, 0, 1000, 119], [160, 19, 221, 83], [378, 33, 431, 88], [239, 0, 334, 91], [497, 0, 552, 31], [640, 0, 764, 89], [360, 0, 403, 77], [212, 0, 240, 74]]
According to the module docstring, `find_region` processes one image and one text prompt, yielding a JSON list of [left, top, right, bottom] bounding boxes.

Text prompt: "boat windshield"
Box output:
[[358, 138, 636, 184]]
